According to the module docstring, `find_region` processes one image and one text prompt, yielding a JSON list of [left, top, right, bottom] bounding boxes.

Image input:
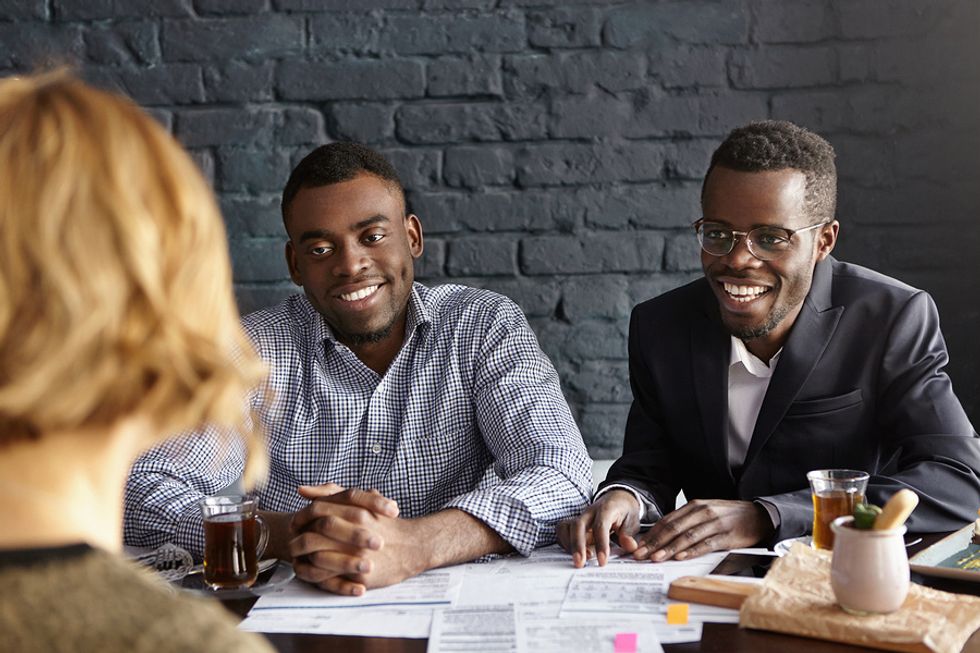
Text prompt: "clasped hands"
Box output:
[[557, 489, 774, 567], [289, 483, 424, 596]]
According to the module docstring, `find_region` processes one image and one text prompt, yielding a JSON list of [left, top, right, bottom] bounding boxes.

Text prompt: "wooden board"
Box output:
[[667, 576, 760, 609], [667, 576, 932, 653]]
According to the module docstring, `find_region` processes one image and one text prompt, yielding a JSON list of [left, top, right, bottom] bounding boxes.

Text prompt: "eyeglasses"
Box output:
[[693, 219, 829, 261]]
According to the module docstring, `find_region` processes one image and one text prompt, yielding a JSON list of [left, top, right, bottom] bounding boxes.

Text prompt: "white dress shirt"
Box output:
[[599, 337, 781, 525]]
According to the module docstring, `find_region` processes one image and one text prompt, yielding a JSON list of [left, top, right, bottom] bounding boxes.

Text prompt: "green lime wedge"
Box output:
[[853, 503, 883, 529]]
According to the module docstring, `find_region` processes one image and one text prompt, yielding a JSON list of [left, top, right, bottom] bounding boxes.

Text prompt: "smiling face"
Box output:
[[701, 166, 837, 358], [284, 173, 423, 348]]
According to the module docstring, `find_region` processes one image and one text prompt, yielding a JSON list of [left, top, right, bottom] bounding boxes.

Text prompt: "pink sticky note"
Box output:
[[614, 632, 637, 653]]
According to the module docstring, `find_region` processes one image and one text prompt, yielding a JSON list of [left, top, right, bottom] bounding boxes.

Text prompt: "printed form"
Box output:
[[239, 545, 740, 643]]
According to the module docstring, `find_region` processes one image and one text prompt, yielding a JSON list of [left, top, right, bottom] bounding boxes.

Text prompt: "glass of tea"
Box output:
[[806, 469, 869, 550], [199, 495, 269, 590]]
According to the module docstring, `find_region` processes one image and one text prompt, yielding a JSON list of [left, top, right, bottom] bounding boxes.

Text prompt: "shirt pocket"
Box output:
[[784, 388, 864, 417]]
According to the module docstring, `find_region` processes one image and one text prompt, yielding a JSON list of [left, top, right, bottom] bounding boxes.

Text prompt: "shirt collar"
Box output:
[[729, 336, 781, 378], [307, 282, 433, 348]]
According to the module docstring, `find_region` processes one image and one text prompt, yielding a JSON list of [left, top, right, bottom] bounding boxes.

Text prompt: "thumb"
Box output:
[[297, 482, 346, 499]]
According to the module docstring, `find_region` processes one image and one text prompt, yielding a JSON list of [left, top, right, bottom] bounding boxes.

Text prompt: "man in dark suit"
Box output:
[[559, 120, 980, 567]]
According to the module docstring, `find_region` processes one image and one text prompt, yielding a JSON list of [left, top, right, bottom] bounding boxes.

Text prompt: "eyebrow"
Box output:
[[702, 218, 792, 231], [297, 215, 390, 242]]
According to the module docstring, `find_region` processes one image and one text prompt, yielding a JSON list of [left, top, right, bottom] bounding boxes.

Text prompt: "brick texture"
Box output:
[[2, 0, 976, 455]]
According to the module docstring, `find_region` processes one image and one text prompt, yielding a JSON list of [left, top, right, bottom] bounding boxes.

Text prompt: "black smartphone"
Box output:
[[709, 552, 776, 578]]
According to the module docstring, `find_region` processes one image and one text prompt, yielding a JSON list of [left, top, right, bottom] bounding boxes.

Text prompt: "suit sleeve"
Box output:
[[871, 291, 980, 530], [597, 308, 681, 517], [762, 291, 980, 537]]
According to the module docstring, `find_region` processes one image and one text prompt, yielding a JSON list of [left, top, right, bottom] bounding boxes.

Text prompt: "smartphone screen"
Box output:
[[709, 552, 775, 578]]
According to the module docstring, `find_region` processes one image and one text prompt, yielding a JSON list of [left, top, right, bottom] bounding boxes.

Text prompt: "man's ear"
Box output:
[[285, 240, 302, 286], [405, 214, 424, 259], [815, 219, 839, 262]]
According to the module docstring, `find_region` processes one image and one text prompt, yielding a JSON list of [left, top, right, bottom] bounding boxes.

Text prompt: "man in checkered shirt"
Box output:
[[124, 142, 592, 594]]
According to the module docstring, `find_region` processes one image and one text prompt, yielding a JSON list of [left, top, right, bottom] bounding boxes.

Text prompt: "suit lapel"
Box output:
[[743, 258, 843, 470], [692, 285, 735, 486]]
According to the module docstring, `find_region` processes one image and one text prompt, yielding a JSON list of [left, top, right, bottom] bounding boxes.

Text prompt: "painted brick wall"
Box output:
[[2, 1, 978, 457]]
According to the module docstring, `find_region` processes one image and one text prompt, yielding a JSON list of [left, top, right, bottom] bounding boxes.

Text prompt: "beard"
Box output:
[[723, 266, 814, 342], [344, 322, 395, 346], [726, 302, 792, 340]]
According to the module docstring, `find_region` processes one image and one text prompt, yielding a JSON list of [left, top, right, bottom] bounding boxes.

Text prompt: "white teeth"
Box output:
[[339, 285, 379, 302], [723, 282, 768, 302]]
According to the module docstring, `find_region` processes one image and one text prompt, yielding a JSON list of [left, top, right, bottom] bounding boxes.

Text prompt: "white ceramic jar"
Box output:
[[830, 516, 910, 615]]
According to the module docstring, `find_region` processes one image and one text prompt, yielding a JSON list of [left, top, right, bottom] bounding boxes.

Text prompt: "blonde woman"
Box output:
[[0, 72, 273, 653]]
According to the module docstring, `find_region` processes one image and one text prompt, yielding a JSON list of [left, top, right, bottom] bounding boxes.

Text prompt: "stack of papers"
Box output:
[[239, 545, 767, 651]]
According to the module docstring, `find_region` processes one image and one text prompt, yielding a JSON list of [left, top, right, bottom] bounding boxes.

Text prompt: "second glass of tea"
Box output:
[[806, 469, 869, 550]]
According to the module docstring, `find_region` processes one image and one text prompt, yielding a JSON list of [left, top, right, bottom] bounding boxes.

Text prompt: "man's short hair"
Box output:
[[705, 120, 837, 222], [281, 142, 404, 223]]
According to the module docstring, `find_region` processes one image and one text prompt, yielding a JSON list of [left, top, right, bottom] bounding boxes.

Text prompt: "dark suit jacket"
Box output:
[[602, 256, 980, 541]]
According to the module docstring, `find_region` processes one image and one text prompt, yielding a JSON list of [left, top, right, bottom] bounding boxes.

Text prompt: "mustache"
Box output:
[[708, 267, 775, 285]]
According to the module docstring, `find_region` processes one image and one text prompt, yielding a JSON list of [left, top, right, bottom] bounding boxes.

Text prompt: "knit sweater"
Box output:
[[0, 544, 275, 653]]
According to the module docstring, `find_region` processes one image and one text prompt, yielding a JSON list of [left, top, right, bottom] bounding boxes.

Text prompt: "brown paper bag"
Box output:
[[739, 543, 980, 653]]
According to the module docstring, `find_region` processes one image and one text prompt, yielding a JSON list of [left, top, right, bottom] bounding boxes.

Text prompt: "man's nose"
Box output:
[[722, 233, 761, 268], [332, 245, 370, 277]]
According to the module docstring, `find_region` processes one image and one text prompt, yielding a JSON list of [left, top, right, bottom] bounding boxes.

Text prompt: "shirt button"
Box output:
[[370, 443, 382, 454]]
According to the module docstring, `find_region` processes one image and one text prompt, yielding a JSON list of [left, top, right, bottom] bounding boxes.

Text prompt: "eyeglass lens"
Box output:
[[698, 223, 793, 260]]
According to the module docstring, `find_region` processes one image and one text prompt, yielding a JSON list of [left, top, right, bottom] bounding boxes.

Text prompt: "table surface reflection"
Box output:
[[219, 532, 980, 653]]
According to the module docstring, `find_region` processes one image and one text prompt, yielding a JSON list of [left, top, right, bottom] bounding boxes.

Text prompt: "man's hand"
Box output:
[[288, 483, 401, 596], [556, 490, 642, 568], [632, 499, 774, 561]]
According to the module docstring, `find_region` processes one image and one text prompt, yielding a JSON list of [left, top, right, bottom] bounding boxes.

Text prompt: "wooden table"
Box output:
[[220, 533, 980, 653]]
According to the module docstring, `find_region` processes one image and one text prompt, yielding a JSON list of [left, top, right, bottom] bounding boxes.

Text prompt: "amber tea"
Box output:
[[807, 469, 869, 551], [198, 495, 269, 590], [203, 514, 260, 589], [812, 490, 864, 550]]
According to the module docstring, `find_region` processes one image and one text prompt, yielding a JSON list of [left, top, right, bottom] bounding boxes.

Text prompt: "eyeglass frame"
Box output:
[[692, 218, 831, 261]]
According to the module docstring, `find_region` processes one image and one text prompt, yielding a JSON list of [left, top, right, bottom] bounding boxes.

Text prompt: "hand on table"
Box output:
[[631, 499, 774, 561], [289, 483, 418, 596], [557, 489, 643, 568]]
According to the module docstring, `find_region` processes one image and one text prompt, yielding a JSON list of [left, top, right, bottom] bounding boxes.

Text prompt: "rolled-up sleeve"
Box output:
[[124, 427, 247, 559], [444, 302, 593, 555]]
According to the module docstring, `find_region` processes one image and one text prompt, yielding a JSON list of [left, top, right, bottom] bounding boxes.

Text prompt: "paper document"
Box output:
[[250, 568, 460, 611], [515, 612, 663, 653], [427, 606, 516, 653], [240, 544, 735, 640], [561, 570, 667, 615], [239, 607, 432, 638]]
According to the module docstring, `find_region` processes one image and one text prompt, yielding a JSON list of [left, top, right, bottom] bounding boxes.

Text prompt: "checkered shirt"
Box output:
[[124, 283, 592, 558]]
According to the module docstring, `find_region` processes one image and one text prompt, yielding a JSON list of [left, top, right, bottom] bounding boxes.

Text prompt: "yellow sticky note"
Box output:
[[666, 603, 689, 625]]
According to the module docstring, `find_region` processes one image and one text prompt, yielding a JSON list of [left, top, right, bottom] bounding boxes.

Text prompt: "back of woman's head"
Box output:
[[0, 71, 266, 457]]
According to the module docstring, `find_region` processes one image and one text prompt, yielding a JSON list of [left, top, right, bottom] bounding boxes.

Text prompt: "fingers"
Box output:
[[633, 502, 722, 561], [297, 482, 346, 499], [293, 558, 367, 597], [297, 485, 399, 518], [557, 516, 591, 568], [290, 517, 382, 555], [562, 492, 641, 568], [614, 513, 641, 553], [292, 489, 399, 534], [338, 487, 400, 518]]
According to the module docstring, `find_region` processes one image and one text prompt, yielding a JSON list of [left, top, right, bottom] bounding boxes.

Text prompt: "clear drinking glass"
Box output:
[[806, 469, 869, 550], [199, 495, 269, 590]]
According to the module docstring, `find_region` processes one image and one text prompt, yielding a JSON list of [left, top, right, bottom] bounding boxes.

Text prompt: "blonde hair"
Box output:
[[0, 71, 267, 482]]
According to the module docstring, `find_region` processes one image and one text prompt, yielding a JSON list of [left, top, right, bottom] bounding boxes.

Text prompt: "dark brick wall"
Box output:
[[3, 1, 978, 458]]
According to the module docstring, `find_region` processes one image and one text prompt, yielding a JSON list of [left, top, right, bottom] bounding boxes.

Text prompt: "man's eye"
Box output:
[[310, 245, 332, 256], [364, 233, 385, 244], [755, 231, 789, 247], [705, 229, 731, 241]]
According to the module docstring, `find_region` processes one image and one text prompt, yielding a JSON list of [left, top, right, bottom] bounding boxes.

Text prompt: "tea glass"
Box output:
[[807, 469, 869, 550], [199, 495, 269, 590]]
